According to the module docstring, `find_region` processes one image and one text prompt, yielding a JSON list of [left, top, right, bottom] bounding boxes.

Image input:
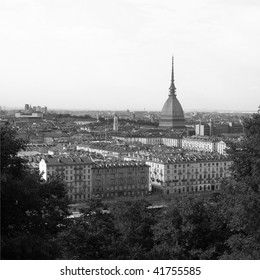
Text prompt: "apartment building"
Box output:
[[113, 136, 181, 147], [182, 136, 227, 154], [39, 157, 92, 203], [77, 144, 128, 159], [92, 162, 149, 199], [146, 153, 232, 195], [181, 137, 215, 152]]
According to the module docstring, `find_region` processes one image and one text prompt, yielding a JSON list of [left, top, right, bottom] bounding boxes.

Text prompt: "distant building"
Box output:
[[92, 162, 149, 199], [113, 114, 119, 131], [182, 136, 215, 152], [113, 136, 181, 147], [229, 122, 243, 134], [211, 123, 230, 135], [195, 123, 211, 136], [43, 106, 48, 114], [39, 157, 92, 203], [195, 122, 243, 136], [181, 136, 227, 154], [159, 57, 185, 129], [215, 140, 227, 155], [15, 112, 43, 118], [23, 104, 47, 114], [77, 144, 128, 159]]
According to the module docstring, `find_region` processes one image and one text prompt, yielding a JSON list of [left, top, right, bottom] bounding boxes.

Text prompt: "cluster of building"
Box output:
[[195, 122, 243, 136], [39, 156, 149, 204], [14, 104, 48, 119], [24, 104, 48, 114], [113, 135, 227, 154], [38, 148, 232, 205], [12, 57, 238, 209]]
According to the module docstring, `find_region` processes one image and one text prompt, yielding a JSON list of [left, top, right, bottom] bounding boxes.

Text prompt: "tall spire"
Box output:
[[169, 56, 176, 96]]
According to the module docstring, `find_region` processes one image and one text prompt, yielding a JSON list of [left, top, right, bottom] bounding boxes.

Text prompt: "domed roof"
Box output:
[[161, 95, 184, 118], [159, 95, 185, 128]]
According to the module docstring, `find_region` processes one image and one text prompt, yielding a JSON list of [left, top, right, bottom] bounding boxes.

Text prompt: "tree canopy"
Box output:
[[1, 125, 70, 259]]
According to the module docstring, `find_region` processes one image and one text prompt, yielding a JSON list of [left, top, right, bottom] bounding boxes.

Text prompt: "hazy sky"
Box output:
[[1, 0, 259, 111]]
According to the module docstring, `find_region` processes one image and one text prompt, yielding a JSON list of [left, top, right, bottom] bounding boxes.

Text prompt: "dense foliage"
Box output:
[[1, 125, 70, 259], [1, 110, 260, 259]]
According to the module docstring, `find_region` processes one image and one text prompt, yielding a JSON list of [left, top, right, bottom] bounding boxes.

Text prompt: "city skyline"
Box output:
[[1, 0, 259, 112]]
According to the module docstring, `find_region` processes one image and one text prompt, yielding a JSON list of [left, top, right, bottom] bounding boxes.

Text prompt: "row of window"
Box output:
[[49, 166, 91, 171], [163, 167, 226, 174], [69, 193, 91, 201], [94, 184, 147, 192], [150, 162, 229, 169], [96, 190, 146, 198], [152, 172, 226, 180], [165, 173, 225, 180], [165, 184, 220, 194], [67, 187, 91, 194], [93, 167, 147, 174], [66, 181, 91, 187], [166, 162, 228, 168], [64, 175, 91, 180]]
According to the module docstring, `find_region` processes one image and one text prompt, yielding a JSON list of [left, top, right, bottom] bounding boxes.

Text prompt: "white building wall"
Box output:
[[39, 159, 47, 180]]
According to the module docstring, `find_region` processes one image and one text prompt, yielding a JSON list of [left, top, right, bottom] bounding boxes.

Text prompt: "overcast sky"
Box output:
[[0, 0, 259, 111]]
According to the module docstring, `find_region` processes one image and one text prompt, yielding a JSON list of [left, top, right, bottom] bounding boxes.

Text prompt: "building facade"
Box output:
[[146, 154, 232, 195], [113, 136, 181, 147], [113, 114, 119, 131], [15, 112, 43, 118], [182, 136, 215, 152], [39, 157, 92, 203], [181, 136, 227, 154], [92, 162, 149, 199], [195, 123, 211, 136]]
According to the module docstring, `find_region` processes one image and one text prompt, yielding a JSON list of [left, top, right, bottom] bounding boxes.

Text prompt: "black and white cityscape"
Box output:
[[1, 0, 260, 261]]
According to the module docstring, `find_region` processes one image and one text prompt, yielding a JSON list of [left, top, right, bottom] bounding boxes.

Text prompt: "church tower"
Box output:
[[159, 57, 185, 128]]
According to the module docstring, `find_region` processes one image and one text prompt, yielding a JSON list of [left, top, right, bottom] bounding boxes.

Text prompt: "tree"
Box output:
[[58, 198, 157, 260], [111, 199, 156, 259], [58, 198, 121, 259], [1, 124, 27, 180], [151, 197, 230, 259], [1, 125, 70, 259], [217, 110, 260, 259]]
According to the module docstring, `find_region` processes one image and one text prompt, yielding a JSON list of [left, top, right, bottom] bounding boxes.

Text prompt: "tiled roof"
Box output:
[[45, 156, 92, 166], [92, 161, 149, 169]]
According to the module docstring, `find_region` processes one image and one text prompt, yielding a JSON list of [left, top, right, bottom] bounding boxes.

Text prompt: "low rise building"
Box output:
[[113, 136, 181, 147], [77, 144, 128, 159], [15, 112, 43, 118], [181, 136, 215, 152], [181, 136, 227, 154]]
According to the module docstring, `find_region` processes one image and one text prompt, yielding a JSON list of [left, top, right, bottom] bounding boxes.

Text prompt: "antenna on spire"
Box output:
[[171, 56, 174, 83], [169, 56, 176, 96]]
